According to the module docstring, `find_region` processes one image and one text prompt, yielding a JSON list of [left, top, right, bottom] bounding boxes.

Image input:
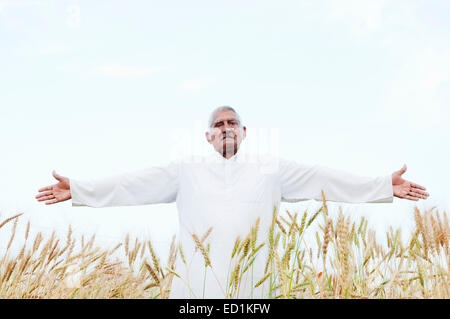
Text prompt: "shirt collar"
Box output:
[[209, 148, 241, 163]]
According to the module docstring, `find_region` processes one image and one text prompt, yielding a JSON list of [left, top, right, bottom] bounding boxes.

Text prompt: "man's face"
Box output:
[[205, 110, 246, 158]]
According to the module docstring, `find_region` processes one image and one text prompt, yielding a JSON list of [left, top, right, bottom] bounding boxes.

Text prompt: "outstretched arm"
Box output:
[[36, 163, 179, 207], [278, 160, 429, 204], [391, 164, 429, 201], [278, 160, 394, 204], [35, 170, 71, 205]]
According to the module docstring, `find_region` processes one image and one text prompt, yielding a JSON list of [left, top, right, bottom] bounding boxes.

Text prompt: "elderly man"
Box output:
[[36, 106, 429, 298]]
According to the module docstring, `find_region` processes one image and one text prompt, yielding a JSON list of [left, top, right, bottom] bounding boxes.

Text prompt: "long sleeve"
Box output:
[[278, 159, 393, 204], [70, 162, 179, 207]]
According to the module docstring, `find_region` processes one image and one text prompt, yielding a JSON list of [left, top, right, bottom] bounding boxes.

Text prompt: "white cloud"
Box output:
[[93, 65, 160, 77]]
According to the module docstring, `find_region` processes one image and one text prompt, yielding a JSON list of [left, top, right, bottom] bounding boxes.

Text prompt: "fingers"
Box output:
[[38, 185, 53, 192], [410, 187, 429, 197], [408, 190, 429, 200], [404, 194, 419, 201], [45, 199, 60, 205], [36, 195, 56, 202], [395, 183, 429, 201], [411, 182, 426, 191], [35, 191, 53, 200], [36, 186, 56, 203]]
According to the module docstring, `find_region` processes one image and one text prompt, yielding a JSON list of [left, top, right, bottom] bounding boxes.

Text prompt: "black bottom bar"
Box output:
[[0, 299, 447, 318]]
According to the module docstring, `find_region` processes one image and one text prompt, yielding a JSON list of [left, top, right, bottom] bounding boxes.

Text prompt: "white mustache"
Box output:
[[223, 133, 235, 139]]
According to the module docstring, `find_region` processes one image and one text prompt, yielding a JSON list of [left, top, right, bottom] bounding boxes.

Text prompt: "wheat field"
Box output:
[[0, 197, 448, 299]]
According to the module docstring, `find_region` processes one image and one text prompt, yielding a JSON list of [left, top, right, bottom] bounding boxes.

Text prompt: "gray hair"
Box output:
[[208, 106, 243, 128]]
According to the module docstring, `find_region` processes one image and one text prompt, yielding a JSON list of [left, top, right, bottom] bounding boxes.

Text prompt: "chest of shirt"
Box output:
[[177, 161, 279, 202]]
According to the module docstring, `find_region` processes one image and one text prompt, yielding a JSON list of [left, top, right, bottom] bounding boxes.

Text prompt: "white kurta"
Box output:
[[70, 150, 393, 298]]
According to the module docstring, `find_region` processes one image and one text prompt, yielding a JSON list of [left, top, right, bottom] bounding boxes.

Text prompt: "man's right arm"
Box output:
[[37, 163, 179, 207]]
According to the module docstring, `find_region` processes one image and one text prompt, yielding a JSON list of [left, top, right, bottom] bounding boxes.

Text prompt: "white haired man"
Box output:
[[36, 106, 429, 298]]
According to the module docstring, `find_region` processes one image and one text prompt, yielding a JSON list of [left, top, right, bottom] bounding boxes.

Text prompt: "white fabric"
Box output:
[[70, 150, 393, 298]]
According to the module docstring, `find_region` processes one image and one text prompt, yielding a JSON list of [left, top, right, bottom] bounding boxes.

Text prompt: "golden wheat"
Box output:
[[0, 198, 448, 299]]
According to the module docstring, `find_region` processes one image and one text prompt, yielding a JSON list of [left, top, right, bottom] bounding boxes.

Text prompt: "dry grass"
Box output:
[[0, 197, 448, 299]]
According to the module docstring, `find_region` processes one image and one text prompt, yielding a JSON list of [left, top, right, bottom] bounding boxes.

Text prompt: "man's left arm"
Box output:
[[278, 160, 428, 204]]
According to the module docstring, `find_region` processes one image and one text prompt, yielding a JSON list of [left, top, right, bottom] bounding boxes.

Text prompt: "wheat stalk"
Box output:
[[192, 233, 211, 267]]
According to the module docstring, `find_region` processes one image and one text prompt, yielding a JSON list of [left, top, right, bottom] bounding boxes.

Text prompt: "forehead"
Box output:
[[212, 110, 239, 123]]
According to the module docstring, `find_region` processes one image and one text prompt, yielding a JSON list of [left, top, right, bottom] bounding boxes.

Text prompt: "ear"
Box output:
[[205, 131, 212, 144], [242, 126, 247, 139]]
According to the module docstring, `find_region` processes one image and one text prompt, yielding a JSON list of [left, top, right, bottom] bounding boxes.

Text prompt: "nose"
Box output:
[[223, 127, 235, 135]]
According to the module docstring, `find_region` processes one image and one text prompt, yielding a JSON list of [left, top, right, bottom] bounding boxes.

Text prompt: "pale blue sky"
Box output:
[[0, 0, 449, 258]]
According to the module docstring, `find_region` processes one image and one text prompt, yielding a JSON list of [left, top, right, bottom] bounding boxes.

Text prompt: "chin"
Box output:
[[222, 143, 237, 153]]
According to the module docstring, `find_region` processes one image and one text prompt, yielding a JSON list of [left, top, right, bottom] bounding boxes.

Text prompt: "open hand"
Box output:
[[392, 165, 429, 201], [35, 170, 71, 205]]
